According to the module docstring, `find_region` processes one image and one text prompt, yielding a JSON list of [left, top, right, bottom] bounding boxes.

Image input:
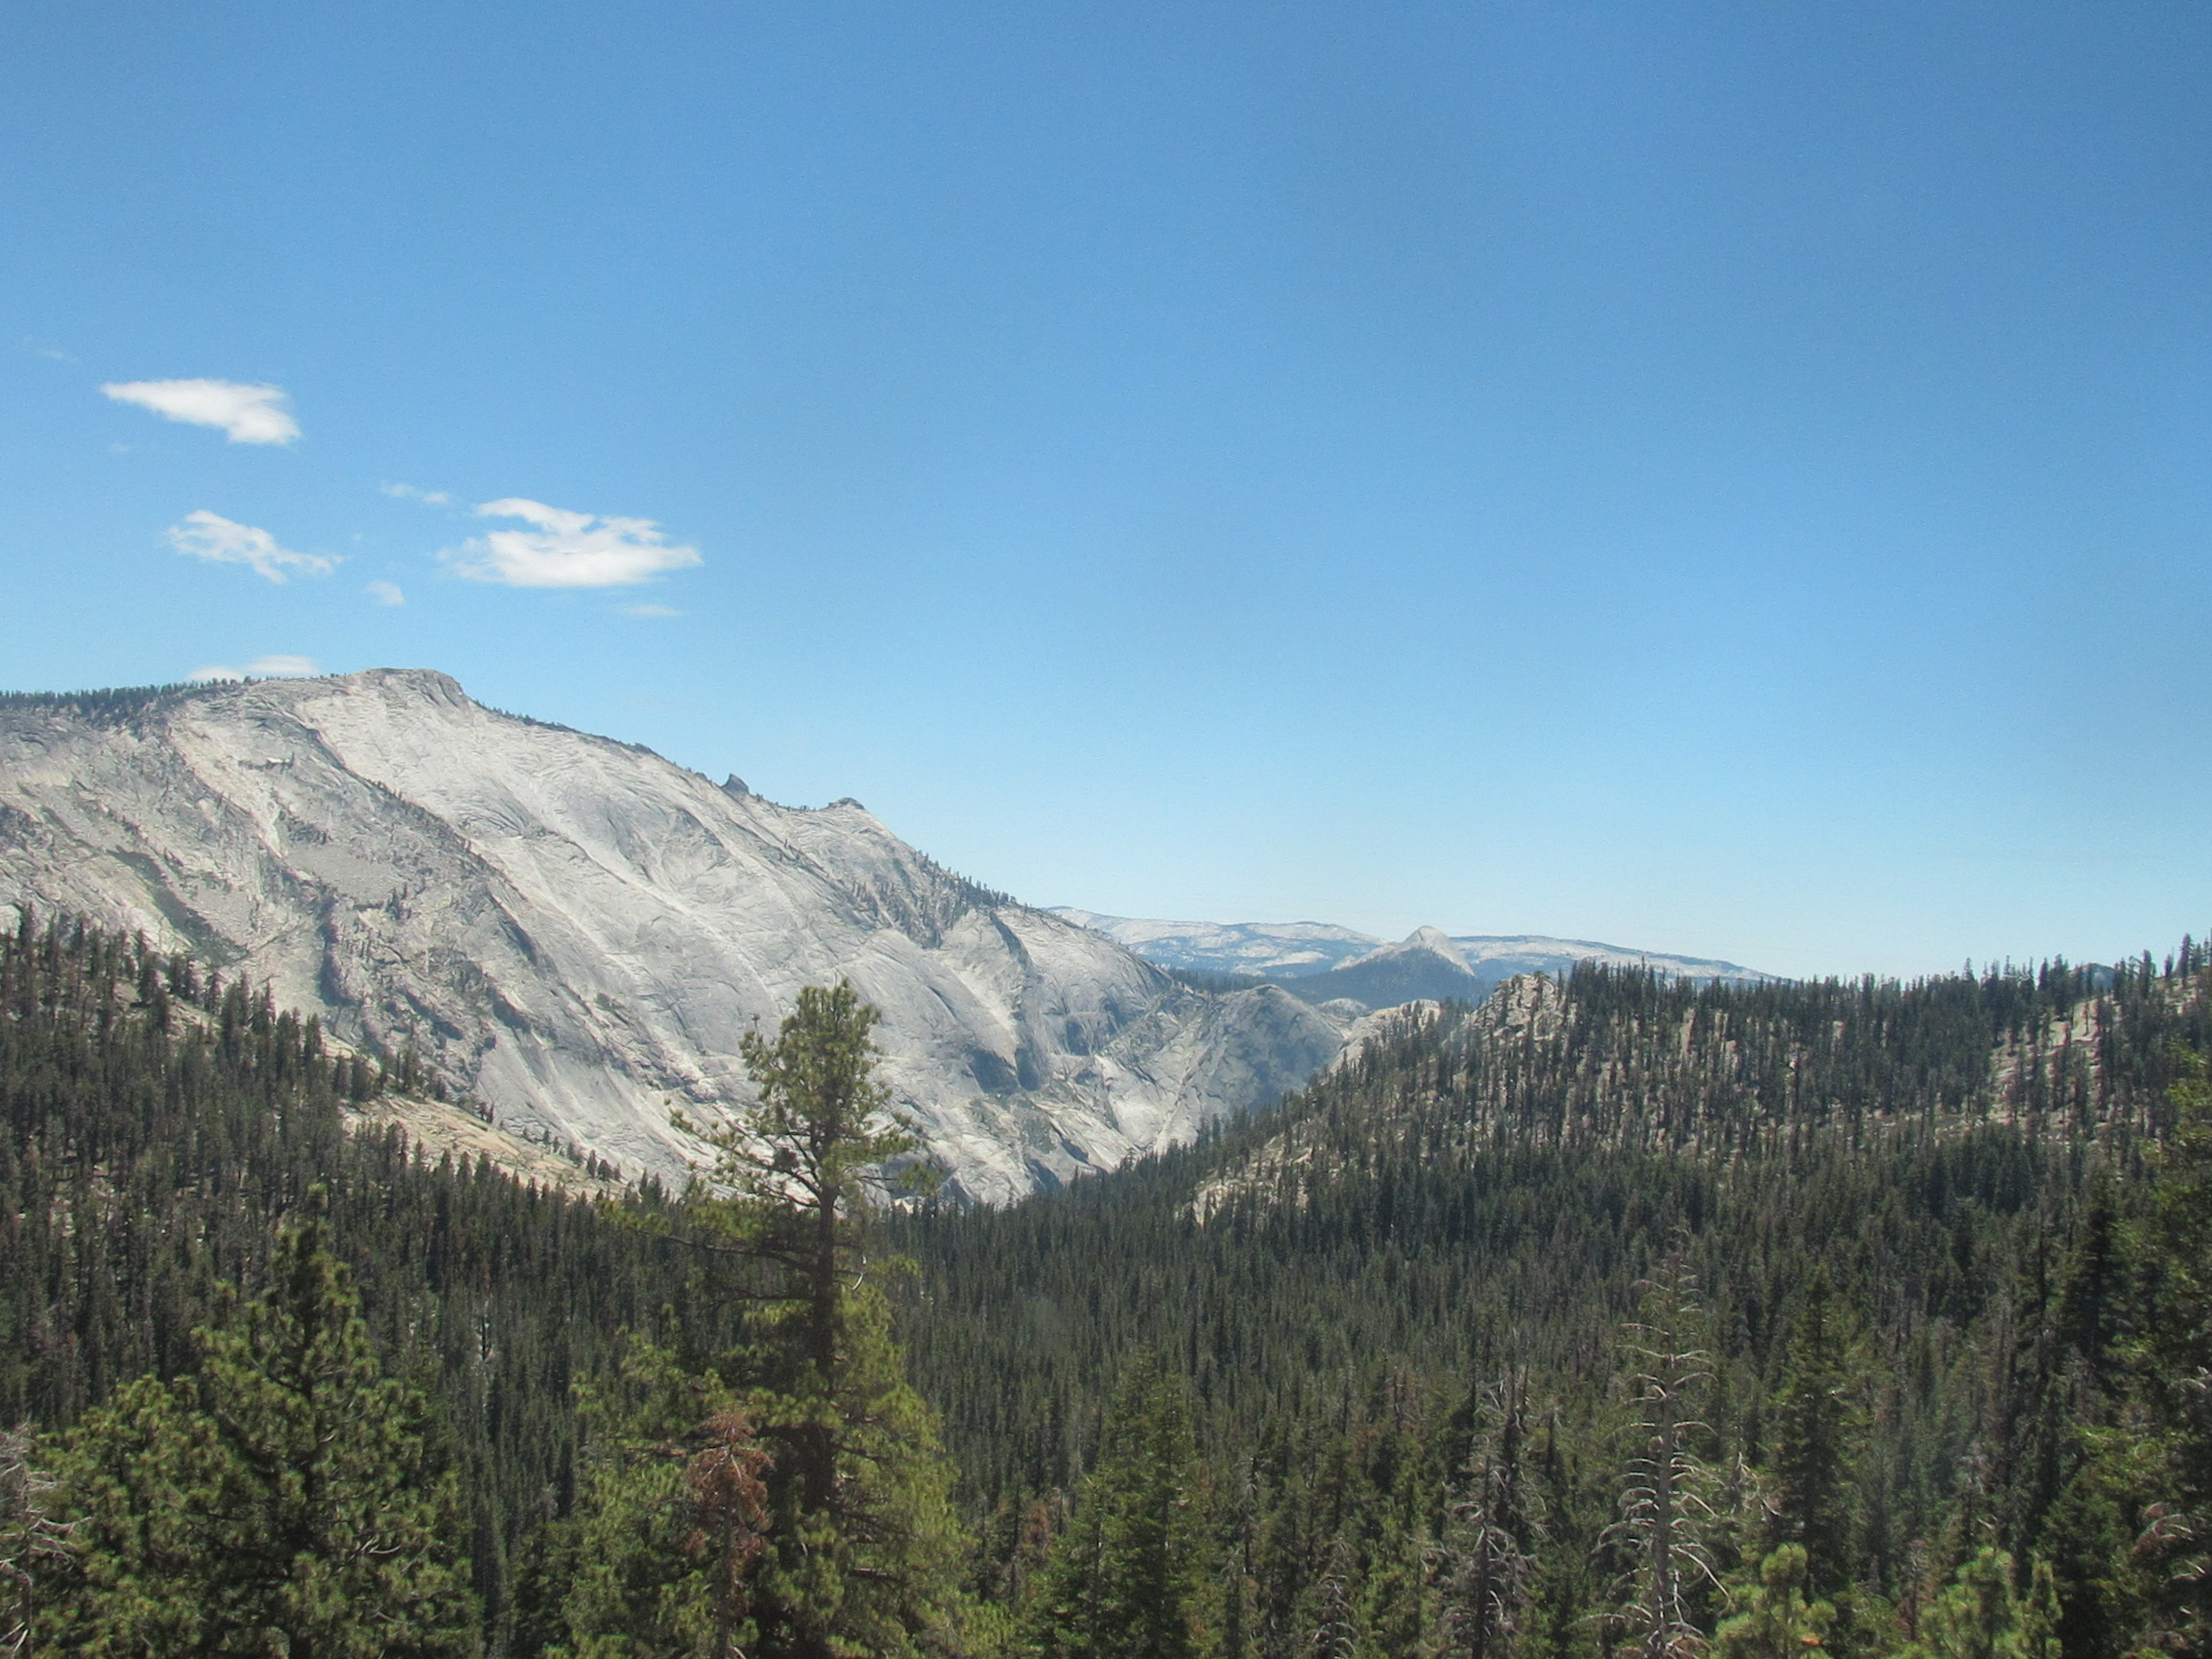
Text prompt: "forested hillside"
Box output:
[[894, 950, 2212, 1659], [5, 902, 2210, 1659], [0, 909, 980, 1656], [0, 906, 720, 1646]]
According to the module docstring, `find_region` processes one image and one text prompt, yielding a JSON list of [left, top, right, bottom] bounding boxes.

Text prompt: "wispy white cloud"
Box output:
[[619, 602, 682, 618], [167, 511, 340, 584], [102, 379, 301, 445], [187, 654, 320, 684], [381, 482, 450, 505], [365, 579, 406, 607], [442, 498, 703, 589]]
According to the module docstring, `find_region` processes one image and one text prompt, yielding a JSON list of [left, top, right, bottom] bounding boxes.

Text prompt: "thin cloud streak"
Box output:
[[103, 379, 301, 444], [167, 511, 340, 584]]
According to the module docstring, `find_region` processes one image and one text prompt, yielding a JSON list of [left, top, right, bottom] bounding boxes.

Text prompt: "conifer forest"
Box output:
[[4, 904, 2211, 1659]]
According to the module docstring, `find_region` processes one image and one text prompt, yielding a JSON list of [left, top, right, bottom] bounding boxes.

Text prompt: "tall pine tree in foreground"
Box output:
[[36, 1194, 478, 1656], [671, 980, 983, 1659]]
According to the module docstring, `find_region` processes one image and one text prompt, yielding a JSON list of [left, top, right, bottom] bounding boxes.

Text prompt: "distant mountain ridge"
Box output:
[[1050, 910, 1769, 1012], [0, 670, 1351, 1202]]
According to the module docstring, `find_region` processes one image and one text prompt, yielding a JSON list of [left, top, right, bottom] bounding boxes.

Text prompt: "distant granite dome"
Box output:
[[0, 668, 1350, 1202], [1054, 911, 1769, 1013]]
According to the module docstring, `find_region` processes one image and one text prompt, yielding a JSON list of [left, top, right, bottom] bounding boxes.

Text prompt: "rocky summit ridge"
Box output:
[[0, 669, 1348, 1202], [1051, 910, 1767, 1001]]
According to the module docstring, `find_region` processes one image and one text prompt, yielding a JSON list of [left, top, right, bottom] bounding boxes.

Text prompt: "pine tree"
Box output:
[[0, 1428, 70, 1657], [36, 1200, 478, 1655], [1712, 1545, 1833, 1659], [542, 1338, 773, 1659], [1022, 1352, 1214, 1659], [679, 981, 980, 1659], [1605, 1257, 1724, 1659], [1767, 1271, 1860, 1595], [1307, 1530, 1358, 1659], [2129, 1046, 2212, 1659], [1356, 1492, 1429, 1659], [1898, 1548, 2053, 1659], [1433, 1376, 1541, 1659], [2010, 1558, 2060, 1659]]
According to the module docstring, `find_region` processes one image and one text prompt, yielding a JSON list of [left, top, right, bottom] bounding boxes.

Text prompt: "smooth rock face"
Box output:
[[0, 671, 1348, 1202]]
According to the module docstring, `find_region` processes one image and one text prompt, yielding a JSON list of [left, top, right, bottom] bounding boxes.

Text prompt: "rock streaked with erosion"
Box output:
[[0, 670, 1348, 1202]]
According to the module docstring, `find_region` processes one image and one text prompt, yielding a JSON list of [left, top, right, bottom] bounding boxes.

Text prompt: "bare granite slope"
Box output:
[[0, 670, 1347, 1201]]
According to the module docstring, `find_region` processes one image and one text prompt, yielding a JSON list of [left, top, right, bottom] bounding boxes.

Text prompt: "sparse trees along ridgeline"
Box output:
[[4, 902, 2211, 1657]]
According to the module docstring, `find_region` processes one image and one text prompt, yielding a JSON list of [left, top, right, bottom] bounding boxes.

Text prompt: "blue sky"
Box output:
[[3, 0, 2206, 979]]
